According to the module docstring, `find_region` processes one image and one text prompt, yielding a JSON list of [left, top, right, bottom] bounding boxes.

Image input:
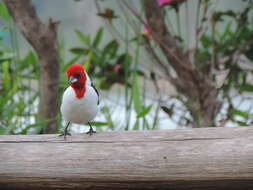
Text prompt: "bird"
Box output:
[[60, 64, 99, 139]]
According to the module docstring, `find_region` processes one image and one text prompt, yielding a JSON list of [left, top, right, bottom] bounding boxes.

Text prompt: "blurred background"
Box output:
[[0, 0, 253, 135]]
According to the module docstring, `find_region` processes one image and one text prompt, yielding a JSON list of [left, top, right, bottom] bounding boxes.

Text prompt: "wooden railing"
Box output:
[[0, 127, 253, 190]]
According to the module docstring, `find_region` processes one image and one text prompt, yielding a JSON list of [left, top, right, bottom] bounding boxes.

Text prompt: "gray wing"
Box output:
[[91, 82, 99, 105]]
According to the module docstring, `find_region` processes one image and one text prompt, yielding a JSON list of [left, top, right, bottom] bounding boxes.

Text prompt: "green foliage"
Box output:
[[92, 28, 104, 48], [0, 42, 40, 134], [132, 75, 141, 114], [96, 0, 253, 128], [230, 108, 249, 120], [101, 106, 114, 129], [0, 1, 11, 21], [0, 1, 43, 134], [75, 30, 90, 47], [0, 0, 156, 134], [2, 0, 253, 134], [195, 1, 253, 125], [137, 105, 152, 118]]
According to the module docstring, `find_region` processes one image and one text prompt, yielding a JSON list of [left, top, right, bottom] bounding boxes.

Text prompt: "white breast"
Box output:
[[61, 85, 98, 124]]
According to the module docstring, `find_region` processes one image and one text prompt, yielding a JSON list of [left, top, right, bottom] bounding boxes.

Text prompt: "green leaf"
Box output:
[[2, 61, 11, 91], [245, 43, 253, 60], [102, 40, 118, 59], [88, 121, 108, 127], [133, 120, 139, 130], [92, 27, 103, 48], [200, 35, 212, 49], [101, 106, 114, 129], [161, 106, 174, 117], [132, 76, 142, 114], [212, 10, 236, 23], [0, 2, 10, 21], [82, 50, 93, 72], [0, 52, 14, 62], [0, 126, 8, 134], [97, 77, 114, 90], [2, 103, 17, 118], [20, 121, 48, 134], [69, 47, 88, 55], [230, 109, 249, 120], [19, 51, 38, 70], [236, 120, 248, 126], [238, 83, 253, 92], [0, 25, 10, 31], [0, 82, 18, 108], [116, 53, 132, 70], [137, 105, 152, 118], [75, 30, 90, 46]]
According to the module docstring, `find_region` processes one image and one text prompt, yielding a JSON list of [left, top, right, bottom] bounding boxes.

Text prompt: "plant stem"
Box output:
[[176, 9, 181, 38]]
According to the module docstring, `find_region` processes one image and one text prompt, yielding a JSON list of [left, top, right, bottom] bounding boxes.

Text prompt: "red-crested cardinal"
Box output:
[[60, 64, 99, 139]]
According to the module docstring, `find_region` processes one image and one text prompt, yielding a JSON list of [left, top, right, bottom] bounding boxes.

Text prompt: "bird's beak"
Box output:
[[69, 76, 78, 83]]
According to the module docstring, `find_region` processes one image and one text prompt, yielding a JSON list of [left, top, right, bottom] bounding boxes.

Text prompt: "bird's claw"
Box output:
[[86, 129, 96, 136], [59, 131, 71, 140]]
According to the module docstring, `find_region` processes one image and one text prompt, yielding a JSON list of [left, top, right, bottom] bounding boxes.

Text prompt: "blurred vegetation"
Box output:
[[0, 0, 253, 134], [0, 0, 153, 134], [96, 0, 253, 128], [0, 2, 40, 134]]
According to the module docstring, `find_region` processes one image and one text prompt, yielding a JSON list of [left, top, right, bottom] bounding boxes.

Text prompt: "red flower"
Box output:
[[156, 0, 186, 7], [113, 64, 121, 73], [97, 8, 118, 19], [142, 24, 153, 40], [156, 0, 174, 6]]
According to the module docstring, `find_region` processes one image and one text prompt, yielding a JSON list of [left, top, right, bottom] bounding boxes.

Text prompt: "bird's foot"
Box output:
[[86, 128, 96, 136], [59, 130, 71, 140]]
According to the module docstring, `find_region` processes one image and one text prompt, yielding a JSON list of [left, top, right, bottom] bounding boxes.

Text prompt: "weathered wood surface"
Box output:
[[0, 127, 253, 190]]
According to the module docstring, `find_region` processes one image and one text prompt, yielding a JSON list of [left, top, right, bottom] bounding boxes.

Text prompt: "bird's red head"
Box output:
[[66, 64, 87, 99]]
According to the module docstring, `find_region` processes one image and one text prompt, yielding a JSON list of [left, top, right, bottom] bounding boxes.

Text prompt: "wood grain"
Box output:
[[0, 127, 253, 190]]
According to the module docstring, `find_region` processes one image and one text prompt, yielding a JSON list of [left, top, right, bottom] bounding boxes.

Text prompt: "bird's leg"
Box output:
[[59, 121, 71, 140], [86, 122, 96, 136]]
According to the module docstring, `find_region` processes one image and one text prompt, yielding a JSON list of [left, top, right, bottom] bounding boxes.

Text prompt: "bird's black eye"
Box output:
[[75, 73, 81, 79]]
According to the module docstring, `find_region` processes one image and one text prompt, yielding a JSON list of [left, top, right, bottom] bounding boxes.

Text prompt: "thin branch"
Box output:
[[94, 0, 125, 43], [121, 0, 146, 25], [185, 1, 190, 49], [118, 1, 179, 87], [194, 0, 201, 54], [176, 9, 181, 38]]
